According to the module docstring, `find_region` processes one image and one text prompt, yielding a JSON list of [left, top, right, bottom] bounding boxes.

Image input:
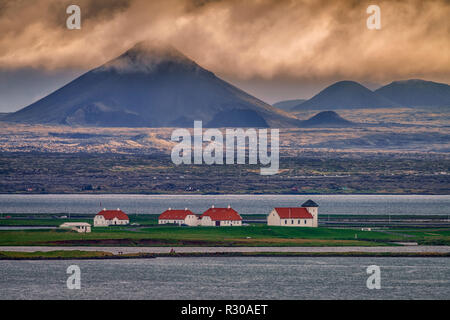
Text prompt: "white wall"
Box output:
[[219, 220, 242, 226], [184, 215, 199, 226], [159, 219, 185, 225], [94, 215, 129, 227], [159, 215, 199, 226], [279, 218, 313, 227], [267, 209, 280, 226], [200, 217, 242, 226], [201, 216, 214, 226], [267, 209, 316, 227], [306, 207, 319, 227], [94, 215, 108, 227]]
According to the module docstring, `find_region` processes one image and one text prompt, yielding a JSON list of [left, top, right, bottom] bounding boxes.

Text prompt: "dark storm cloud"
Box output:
[[0, 0, 448, 84]]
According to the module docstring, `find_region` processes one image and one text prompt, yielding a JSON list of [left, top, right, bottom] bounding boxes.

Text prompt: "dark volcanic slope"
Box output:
[[301, 111, 355, 127], [375, 79, 450, 107], [4, 42, 300, 128], [293, 81, 396, 111], [273, 99, 306, 111]]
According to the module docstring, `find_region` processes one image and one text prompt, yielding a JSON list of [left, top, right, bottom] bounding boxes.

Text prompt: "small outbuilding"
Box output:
[[267, 199, 319, 227], [200, 206, 242, 227], [94, 208, 130, 227], [60, 222, 91, 233], [158, 208, 199, 226]]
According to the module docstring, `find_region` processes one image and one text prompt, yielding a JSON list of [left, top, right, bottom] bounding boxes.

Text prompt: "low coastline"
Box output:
[[1, 248, 450, 260], [1, 252, 449, 260]]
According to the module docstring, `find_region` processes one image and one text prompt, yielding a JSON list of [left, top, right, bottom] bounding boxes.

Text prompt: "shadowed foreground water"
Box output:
[[0, 257, 449, 300]]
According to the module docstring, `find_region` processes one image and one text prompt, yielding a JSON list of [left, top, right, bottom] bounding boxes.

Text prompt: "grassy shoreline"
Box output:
[[1, 224, 449, 247], [1, 250, 449, 260]]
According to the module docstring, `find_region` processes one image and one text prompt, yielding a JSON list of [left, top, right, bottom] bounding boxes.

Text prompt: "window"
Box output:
[[291, 220, 294, 224], [304, 220, 307, 224], [284, 220, 287, 224], [298, 220, 300, 224]]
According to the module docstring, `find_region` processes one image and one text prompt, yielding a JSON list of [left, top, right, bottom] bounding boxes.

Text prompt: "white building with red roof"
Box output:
[[60, 222, 91, 233], [267, 200, 319, 227], [158, 208, 199, 226], [200, 205, 242, 227], [94, 208, 130, 227]]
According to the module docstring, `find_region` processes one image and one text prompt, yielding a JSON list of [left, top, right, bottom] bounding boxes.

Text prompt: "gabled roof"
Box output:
[[96, 209, 129, 220], [201, 207, 242, 221], [274, 207, 313, 219], [159, 209, 196, 220], [301, 199, 319, 207]]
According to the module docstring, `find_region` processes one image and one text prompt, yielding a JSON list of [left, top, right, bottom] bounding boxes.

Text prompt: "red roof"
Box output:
[[96, 209, 129, 220], [159, 209, 196, 220], [274, 207, 313, 219], [200, 207, 242, 221]]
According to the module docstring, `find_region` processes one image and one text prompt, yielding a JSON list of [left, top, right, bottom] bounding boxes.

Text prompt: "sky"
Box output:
[[0, 0, 449, 112]]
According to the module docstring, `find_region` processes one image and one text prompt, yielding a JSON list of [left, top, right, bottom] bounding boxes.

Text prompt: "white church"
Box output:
[[267, 199, 319, 227]]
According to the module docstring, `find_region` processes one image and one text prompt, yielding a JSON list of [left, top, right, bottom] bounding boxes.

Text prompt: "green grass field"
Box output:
[[0, 224, 449, 247]]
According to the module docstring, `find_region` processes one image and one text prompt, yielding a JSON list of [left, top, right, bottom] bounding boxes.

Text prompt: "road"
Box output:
[[1, 246, 449, 254]]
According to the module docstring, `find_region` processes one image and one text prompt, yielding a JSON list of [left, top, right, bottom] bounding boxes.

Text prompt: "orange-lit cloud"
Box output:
[[0, 0, 449, 84]]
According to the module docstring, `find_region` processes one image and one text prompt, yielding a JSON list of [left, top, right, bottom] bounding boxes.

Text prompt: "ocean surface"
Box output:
[[0, 194, 449, 215], [0, 257, 448, 300]]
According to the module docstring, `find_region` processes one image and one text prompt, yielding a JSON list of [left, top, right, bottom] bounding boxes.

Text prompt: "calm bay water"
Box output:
[[0, 194, 449, 215], [0, 257, 448, 300]]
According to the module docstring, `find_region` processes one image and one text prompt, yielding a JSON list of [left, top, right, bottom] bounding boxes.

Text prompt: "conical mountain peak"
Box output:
[[4, 41, 299, 128], [100, 40, 198, 74], [126, 40, 189, 61]]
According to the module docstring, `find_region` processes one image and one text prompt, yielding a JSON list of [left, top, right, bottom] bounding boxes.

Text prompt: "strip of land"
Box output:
[[1, 224, 449, 247], [1, 245, 449, 255]]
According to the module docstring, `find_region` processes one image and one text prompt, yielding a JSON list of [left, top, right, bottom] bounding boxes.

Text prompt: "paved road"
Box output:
[[1, 246, 449, 254]]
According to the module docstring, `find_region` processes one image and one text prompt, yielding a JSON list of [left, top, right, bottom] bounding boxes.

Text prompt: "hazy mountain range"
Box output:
[[374, 79, 450, 107], [3, 41, 449, 128], [275, 79, 450, 112], [292, 81, 398, 110]]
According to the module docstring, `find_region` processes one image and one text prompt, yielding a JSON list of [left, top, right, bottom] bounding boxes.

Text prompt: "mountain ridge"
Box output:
[[4, 41, 300, 128], [292, 80, 397, 111], [292, 79, 450, 111], [375, 79, 450, 107]]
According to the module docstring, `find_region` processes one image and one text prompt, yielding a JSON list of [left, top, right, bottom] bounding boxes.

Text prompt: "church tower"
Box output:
[[302, 199, 319, 227]]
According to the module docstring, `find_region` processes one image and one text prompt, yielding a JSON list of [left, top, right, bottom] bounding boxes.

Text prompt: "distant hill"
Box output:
[[273, 99, 306, 111], [4, 41, 300, 128], [375, 79, 450, 107], [301, 111, 355, 127], [306, 132, 450, 152], [0, 113, 10, 119], [292, 81, 397, 111]]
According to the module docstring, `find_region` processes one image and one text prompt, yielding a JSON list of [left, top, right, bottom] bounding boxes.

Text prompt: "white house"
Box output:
[[267, 199, 319, 227], [200, 206, 242, 227], [60, 222, 91, 233], [158, 208, 199, 226], [94, 208, 130, 227]]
